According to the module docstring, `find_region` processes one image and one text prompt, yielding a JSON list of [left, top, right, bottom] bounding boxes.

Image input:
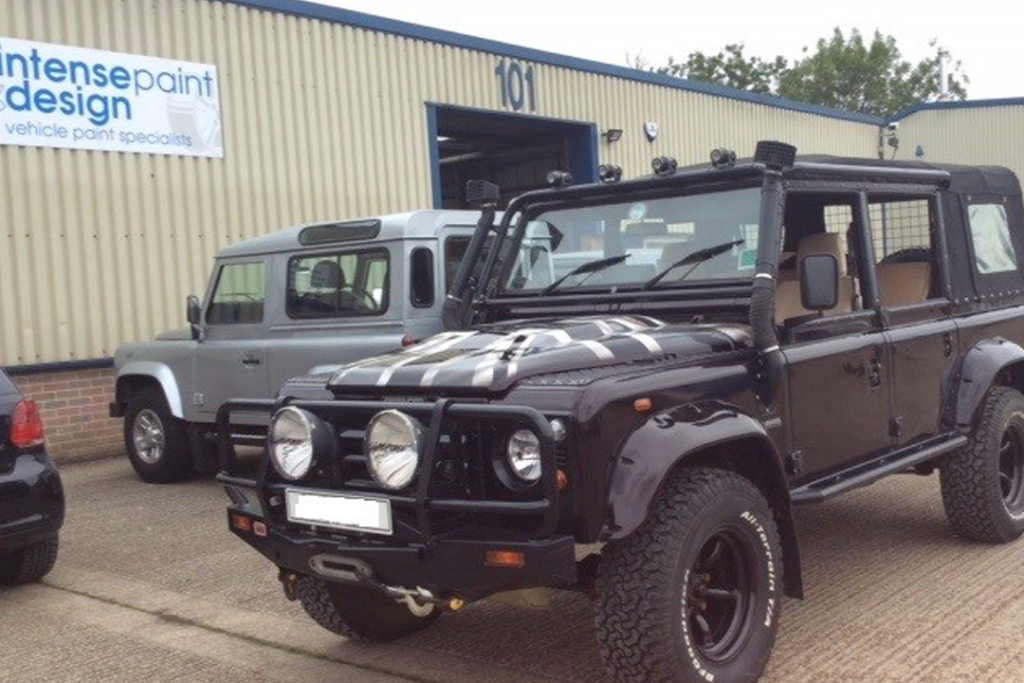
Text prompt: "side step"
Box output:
[[790, 435, 967, 504]]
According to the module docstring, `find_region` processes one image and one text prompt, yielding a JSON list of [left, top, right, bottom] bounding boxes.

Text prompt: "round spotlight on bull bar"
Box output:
[[507, 429, 543, 483], [269, 407, 333, 481], [365, 410, 423, 490]]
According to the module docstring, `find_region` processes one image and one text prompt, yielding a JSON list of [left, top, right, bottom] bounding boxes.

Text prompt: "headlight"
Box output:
[[365, 410, 422, 490], [507, 429, 542, 482], [269, 407, 328, 481]]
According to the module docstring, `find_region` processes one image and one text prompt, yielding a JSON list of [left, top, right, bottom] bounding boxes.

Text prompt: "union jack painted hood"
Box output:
[[328, 316, 754, 394]]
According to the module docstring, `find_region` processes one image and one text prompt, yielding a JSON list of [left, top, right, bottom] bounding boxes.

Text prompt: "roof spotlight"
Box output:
[[651, 156, 678, 177], [710, 147, 736, 169], [546, 170, 574, 187], [753, 140, 797, 170], [598, 164, 623, 184]]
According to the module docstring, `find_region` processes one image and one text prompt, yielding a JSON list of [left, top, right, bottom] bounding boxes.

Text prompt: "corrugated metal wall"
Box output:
[[0, 0, 880, 366], [897, 106, 1024, 187]]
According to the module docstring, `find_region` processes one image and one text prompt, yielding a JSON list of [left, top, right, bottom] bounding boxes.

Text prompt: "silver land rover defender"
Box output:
[[110, 211, 494, 483]]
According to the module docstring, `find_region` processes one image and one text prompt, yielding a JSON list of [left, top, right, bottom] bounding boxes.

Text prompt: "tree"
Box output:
[[637, 29, 968, 119], [652, 44, 788, 95]]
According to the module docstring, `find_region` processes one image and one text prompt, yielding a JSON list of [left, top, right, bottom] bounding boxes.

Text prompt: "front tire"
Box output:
[[295, 576, 440, 642], [941, 386, 1024, 543], [124, 387, 192, 483], [0, 536, 59, 585], [596, 468, 783, 683]]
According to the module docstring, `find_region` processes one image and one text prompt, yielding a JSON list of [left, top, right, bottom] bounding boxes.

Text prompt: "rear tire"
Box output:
[[295, 576, 440, 642], [596, 468, 783, 683], [124, 387, 192, 483], [0, 536, 59, 585], [941, 386, 1024, 543]]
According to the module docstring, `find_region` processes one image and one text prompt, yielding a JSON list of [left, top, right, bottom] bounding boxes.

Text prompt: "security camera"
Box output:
[[886, 122, 900, 132]]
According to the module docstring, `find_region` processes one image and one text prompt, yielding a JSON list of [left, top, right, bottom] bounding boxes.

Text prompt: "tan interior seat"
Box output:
[[775, 232, 856, 323], [876, 262, 931, 308]]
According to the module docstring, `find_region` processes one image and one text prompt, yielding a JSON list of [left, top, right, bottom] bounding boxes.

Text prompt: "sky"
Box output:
[[308, 0, 1022, 101]]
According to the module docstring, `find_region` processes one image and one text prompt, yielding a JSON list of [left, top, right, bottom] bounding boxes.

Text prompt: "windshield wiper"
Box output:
[[541, 254, 630, 296], [642, 239, 745, 290]]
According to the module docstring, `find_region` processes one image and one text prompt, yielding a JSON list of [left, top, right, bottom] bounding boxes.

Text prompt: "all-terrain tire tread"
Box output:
[[941, 386, 1024, 543], [595, 467, 782, 683], [294, 576, 367, 641]]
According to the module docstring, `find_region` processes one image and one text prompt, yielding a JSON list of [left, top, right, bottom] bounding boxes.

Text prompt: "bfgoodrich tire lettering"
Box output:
[[941, 386, 1024, 543], [596, 468, 782, 683], [295, 576, 440, 642]]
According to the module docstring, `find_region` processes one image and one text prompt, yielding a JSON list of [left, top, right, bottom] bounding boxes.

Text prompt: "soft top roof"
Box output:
[[668, 154, 1021, 196], [792, 155, 1022, 196]]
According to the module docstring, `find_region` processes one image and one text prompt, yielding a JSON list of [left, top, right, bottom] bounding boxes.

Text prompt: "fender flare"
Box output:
[[953, 338, 1024, 430], [115, 361, 186, 419], [602, 400, 803, 598]]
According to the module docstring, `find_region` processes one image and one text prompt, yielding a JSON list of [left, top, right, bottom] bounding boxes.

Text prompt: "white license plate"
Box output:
[[285, 489, 393, 535]]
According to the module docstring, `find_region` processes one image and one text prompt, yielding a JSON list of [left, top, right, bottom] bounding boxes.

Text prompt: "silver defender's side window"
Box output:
[[206, 262, 266, 325], [287, 249, 390, 319]]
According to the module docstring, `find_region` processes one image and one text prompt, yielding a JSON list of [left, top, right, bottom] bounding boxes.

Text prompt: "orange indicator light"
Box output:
[[485, 550, 526, 569], [557, 469, 569, 490], [231, 513, 252, 532], [634, 397, 653, 413]]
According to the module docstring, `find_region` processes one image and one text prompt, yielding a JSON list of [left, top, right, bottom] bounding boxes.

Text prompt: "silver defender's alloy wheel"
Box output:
[[133, 409, 166, 464]]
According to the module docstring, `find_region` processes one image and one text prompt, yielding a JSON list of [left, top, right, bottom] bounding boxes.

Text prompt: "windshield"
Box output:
[[502, 187, 762, 293]]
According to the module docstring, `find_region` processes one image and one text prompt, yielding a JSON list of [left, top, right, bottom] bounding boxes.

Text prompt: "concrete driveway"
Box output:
[[2, 455, 1023, 683]]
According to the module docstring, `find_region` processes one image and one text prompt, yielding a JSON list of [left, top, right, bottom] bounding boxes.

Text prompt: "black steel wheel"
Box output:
[[596, 468, 782, 683], [998, 423, 1024, 510], [686, 529, 758, 663], [942, 386, 1024, 543]]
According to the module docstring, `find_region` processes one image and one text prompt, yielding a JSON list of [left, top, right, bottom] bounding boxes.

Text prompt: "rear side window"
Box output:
[[968, 203, 1017, 274], [410, 247, 435, 308], [287, 249, 390, 319], [206, 262, 266, 325]]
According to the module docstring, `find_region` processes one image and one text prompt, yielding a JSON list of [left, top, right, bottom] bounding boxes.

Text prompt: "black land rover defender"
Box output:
[[218, 142, 1024, 683]]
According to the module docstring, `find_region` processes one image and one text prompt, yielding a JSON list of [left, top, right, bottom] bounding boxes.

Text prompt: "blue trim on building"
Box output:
[[891, 97, 1024, 122], [425, 104, 442, 209], [219, 0, 884, 126]]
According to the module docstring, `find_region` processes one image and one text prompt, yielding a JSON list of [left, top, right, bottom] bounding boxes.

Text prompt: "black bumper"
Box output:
[[227, 507, 577, 599], [0, 452, 65, 551], [217, 397, 577, 600]]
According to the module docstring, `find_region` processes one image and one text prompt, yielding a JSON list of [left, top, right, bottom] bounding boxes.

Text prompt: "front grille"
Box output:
[[280, 409, 551, 538]]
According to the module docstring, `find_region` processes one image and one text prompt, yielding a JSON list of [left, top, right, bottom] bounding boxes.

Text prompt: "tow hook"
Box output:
[[383, 585, 446, 616]]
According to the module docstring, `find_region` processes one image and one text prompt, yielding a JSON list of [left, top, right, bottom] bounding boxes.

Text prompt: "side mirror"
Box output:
[[187, 295, 202, 340], [800, 254, 839, 312]]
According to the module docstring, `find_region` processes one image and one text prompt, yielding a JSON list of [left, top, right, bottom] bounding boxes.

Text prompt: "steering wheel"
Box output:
[[341, 284, 378, 310]]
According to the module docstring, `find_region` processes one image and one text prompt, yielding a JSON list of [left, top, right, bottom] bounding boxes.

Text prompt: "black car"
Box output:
[[217, 142, 1024, 683], [0, 367, 64, 585]]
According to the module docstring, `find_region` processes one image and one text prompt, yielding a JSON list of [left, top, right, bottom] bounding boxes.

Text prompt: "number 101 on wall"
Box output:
[[494, 59, 536, 112]]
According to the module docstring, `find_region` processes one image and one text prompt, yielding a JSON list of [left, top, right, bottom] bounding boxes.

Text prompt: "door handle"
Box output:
[[868, 357, 882, 388], [242, 353, 261, 367]]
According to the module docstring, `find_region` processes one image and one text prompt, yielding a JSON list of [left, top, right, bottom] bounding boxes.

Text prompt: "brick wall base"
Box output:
[[12, 367, 123, 463]]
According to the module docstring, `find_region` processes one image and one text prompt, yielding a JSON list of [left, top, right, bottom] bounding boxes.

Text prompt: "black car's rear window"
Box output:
[[0, 369, 17, 396]]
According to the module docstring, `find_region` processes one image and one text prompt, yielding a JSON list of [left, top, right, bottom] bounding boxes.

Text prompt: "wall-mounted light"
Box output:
[[915, 145, 925, 158], [602, 128, 623, 144]]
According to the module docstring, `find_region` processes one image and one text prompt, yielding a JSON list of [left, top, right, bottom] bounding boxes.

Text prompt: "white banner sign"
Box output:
[[0, 37, 222, 158]]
